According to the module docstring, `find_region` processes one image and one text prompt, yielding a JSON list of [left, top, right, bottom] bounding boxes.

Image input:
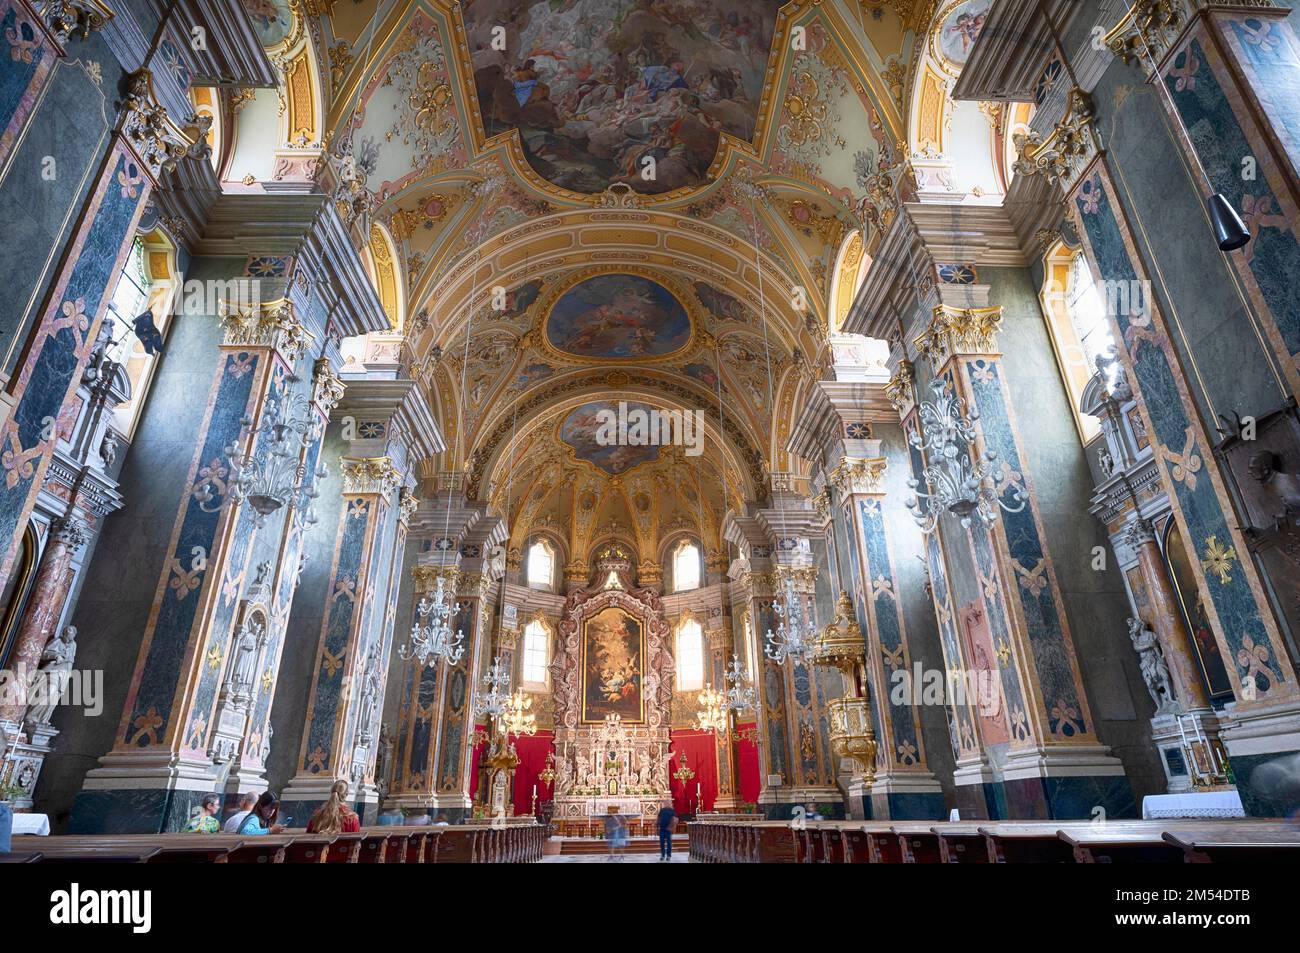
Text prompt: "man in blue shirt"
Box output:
[[657, 805, 677, 861]]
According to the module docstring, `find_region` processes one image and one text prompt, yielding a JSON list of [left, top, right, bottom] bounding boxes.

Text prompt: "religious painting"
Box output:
[[546, 274, 691, 359], [580, 605, 645, 723], [462, 0, 781, 194], [242, 0, 294, 48], [1162, 518, 1235, 699], [694, 281, 753, 325], [560, 400, 662, 474], [932, 1, 990, 72]]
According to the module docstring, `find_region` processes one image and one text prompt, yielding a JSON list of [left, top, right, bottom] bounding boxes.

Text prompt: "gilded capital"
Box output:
[[830, 456, 887, 497], [341, 456, 402, 497], [412, 565, 458, 594], [398, 486, 419, 526], [914, 305, 1003, 372], [220, 298, 313, 365], [774, 565, 818, 595]]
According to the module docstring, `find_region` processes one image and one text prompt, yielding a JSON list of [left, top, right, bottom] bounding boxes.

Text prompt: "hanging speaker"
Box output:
[[1207, 192, 1250, 251]]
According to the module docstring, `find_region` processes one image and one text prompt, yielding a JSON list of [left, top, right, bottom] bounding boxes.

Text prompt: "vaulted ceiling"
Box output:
[[221, 0, 1006, 550]]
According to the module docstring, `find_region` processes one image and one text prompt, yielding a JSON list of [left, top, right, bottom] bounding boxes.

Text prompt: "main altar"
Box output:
[[548, 551, 674, 827]]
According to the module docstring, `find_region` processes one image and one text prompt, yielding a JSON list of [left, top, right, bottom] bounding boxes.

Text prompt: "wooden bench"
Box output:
[[1163, 824, 1300, 863]]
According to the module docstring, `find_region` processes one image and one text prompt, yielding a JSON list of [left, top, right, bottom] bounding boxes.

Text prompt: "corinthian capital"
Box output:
[[830, 457, 888, 497], [219, 298, 313, 365], [341, 456, 402, 497], [120, 69, 200, 179], [913, 305, 1003, 372]]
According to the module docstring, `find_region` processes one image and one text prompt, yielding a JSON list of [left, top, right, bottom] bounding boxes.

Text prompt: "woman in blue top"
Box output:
[[237, 791, 285, 835]]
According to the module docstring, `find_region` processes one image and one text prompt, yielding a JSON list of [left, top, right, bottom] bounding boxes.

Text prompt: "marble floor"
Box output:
[[541, 852, 691, 863]]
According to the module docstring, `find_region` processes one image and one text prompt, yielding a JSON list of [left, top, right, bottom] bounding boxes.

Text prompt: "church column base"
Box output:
[[953, 758, 1003, 820], [866, 772, 946, 820], [1217, 699, 1300, 817], [757, 785, 844, 820], [280, 775, 381, 828], [1000, 744, 1134, 820], [71, 750, 221, 833]]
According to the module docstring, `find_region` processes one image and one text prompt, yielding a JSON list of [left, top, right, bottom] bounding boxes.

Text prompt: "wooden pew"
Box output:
[[980, 823, 1079, 863], [930, 823, 991, 864], [11, 833, 235, 864], [1163, 824, 1300, 863], [891, 823, 946, 864]]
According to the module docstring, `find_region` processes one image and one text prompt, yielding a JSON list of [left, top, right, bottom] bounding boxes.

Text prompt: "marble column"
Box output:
[[832, 455, 945, 819], [280, 455, 402, 820], [892, 362, 998, 818], [915, 302, 1130, 818], [71, 301, 319, 832], [0, 517, 89, 721], [0, 76, 188, 587], [1064, 131, 1300, 814]]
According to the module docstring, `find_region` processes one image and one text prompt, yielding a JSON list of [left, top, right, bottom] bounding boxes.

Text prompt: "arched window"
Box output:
[[521, 618, 550, 689], [677, 617, 704, 691], [527, 539, 554, 590], [673, 540, 701, 593], [1040, 242, 1113, 443]]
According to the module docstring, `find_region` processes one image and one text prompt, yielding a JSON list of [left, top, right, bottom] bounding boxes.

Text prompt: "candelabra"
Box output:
[[672, 751, 695, 784], [764, 574, 814, 665], [538, 751, 557, 785], [398, 576, 465, 667], [905, 378, 1026, 533], [195, 375, 327, 528]]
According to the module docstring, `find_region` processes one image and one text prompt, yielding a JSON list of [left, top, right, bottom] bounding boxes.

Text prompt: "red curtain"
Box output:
[[735, 721, 761, 806], [511, 731, 556, 817], [468, 723, 487, 799], [669, 729, 719, 815]]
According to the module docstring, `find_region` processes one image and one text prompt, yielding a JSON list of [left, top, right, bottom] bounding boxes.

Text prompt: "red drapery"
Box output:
[[735, 721, 761, 806], [669, 729, 719, 815], [468, 723, 487, 800], [511, 731, 556, 817]]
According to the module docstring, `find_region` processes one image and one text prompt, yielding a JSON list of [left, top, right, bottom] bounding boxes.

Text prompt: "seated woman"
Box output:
[[306, 779, 361, 834], [184, 793, 221, 833], [236, 791, 286, 835]]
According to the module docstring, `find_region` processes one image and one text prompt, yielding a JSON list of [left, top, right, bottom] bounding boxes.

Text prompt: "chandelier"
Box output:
[[472, 655, 512, 727], [905, 378, 1025, 534], [196, 375, 327, 527], [501, 689, 537, 737], [695, 683, 728, 733], [538, 751, 557, 785], [765, 574, 814, 666], [723, 653, 756, 714], [398, 576, 465, 667]]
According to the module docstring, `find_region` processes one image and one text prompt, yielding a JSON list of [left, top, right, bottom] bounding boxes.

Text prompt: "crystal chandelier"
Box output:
[[501, 689, 537, 737], [723, 653, 756, 714], [695, 683, 728, 733], [398, 576, 465, 667], [472, 655, 512, 727], [196, 374, 327, 527], [905, 378, 1026, 534], [765, 574, 814, 665]]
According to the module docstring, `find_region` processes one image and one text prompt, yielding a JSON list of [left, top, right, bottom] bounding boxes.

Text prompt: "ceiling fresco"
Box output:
[[545, 273, 692, 360], [217, 0, 1005, 532], [461, 0, 783, 194], [559, 400, 664, 475]]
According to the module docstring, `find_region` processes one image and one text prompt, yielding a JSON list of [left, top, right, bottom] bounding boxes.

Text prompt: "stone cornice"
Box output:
[[787, 379, 896, 464], [951, 0, 1089, 102]]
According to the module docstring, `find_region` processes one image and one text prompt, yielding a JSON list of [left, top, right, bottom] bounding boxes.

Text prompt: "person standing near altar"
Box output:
[[657, 804, 677, 861]]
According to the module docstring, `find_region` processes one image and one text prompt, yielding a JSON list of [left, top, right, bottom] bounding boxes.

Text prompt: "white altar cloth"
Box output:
[[1142, 791, 1245, 819], [11, 813, 50, 835]]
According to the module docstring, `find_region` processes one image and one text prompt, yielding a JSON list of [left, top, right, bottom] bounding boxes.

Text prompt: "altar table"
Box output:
[[11, 813, 50, 836], [1141, 791, 1245, 819]]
